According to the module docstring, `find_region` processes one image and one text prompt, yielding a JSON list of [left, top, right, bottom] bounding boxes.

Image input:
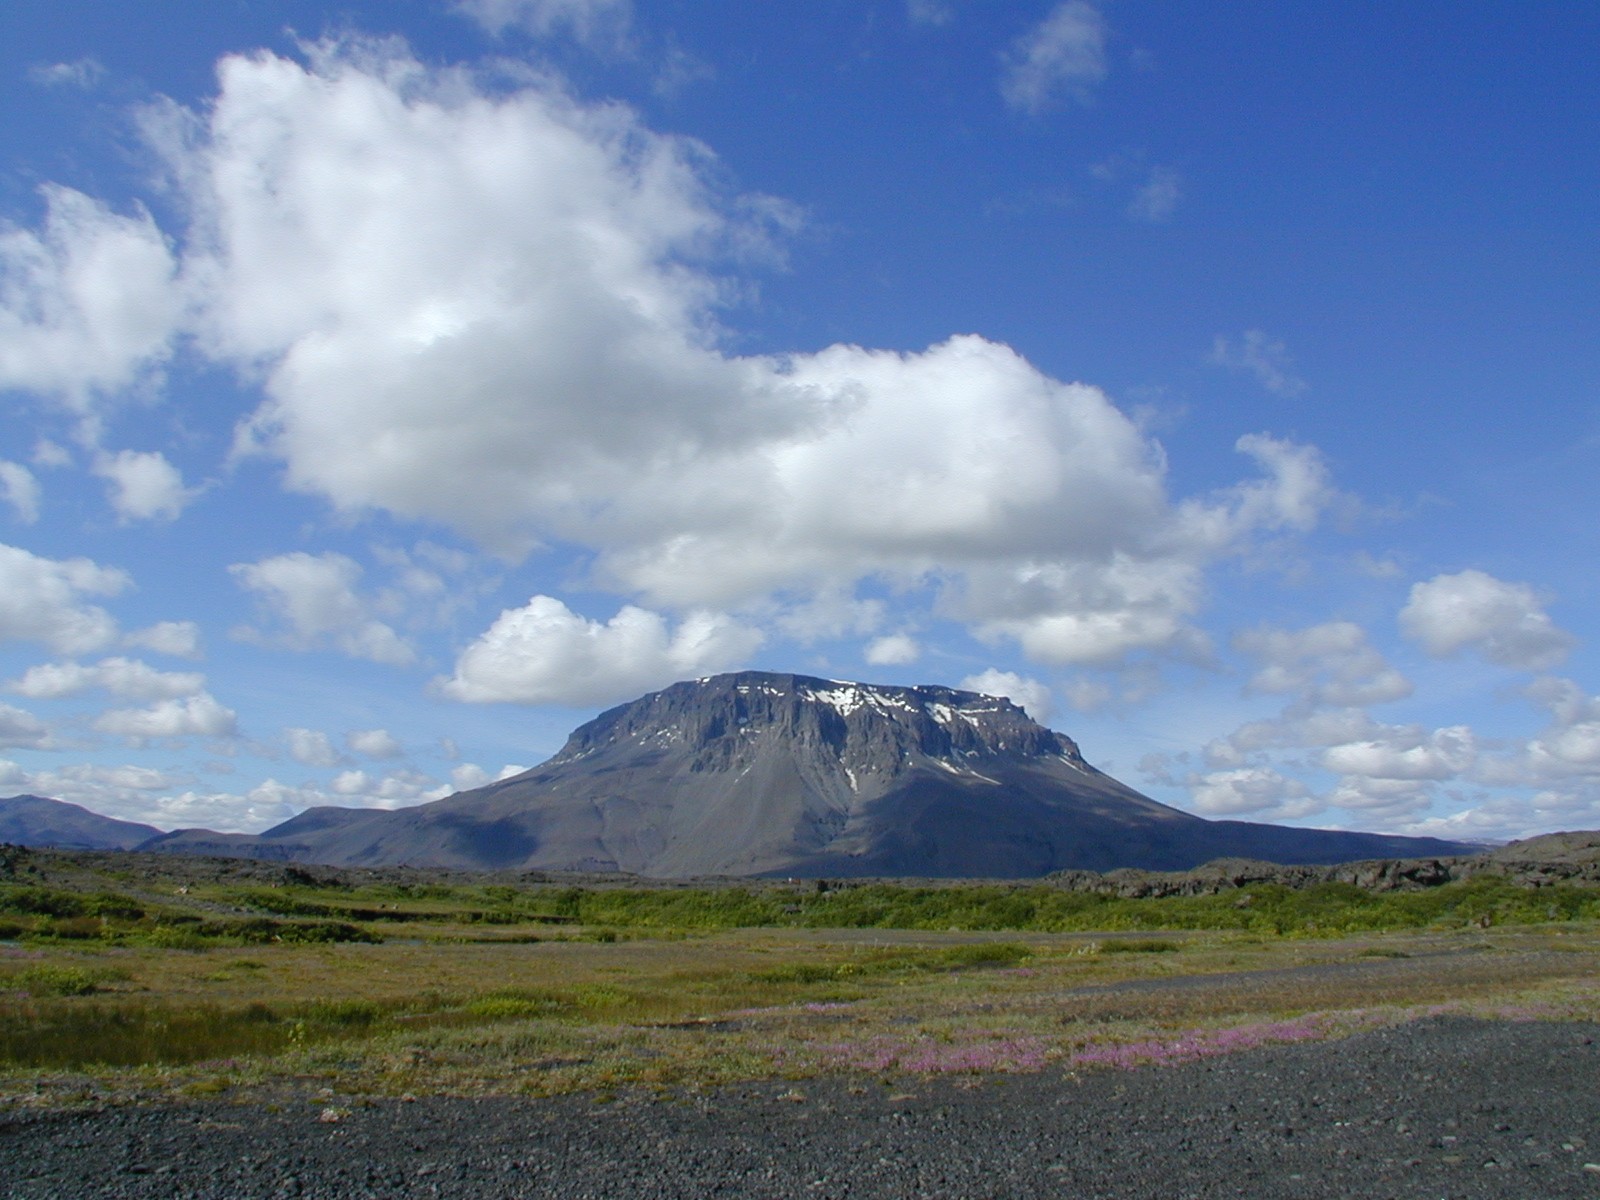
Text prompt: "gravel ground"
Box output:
[[3, 1017, 1598, 1199]]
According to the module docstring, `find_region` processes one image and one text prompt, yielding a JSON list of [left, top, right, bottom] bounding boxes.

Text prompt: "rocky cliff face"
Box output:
[[550, 673, 1084, 781], [140, 672, 1477, 877]]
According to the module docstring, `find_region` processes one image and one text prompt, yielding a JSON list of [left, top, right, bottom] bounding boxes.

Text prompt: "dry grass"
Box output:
[[3, 919, 1598, 1107]]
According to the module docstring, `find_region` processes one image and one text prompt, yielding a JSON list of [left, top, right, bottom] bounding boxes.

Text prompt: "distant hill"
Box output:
[[0, 794, 163, 851], [141, 672, 1475, 876]]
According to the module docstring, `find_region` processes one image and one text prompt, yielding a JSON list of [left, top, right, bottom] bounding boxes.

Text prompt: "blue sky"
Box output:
[[0, 0, 1596, 842]]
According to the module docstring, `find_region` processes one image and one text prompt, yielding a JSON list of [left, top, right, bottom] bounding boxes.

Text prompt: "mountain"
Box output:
[[0, 794, 163, 851], [142, 672, 1474, 876]]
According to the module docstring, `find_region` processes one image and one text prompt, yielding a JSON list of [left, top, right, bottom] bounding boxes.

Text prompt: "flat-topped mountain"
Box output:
[[141, 672, 1473, 876]]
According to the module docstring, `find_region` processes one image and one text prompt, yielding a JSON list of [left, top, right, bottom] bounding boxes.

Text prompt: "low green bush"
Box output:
[[12, 965, 114, 996], [466, 993, 568, 1020], [233, 890, 337, 918], [200, 918, 380, 945], [499, 877, 1600, 936], [305, 998, 385, 1027], [0, 1003, 289, 1067], [85, 895, 145, 921], [139, 926, 212, 950], [41, 916, 105, 940], [1100, 938, 1181, 953], [0, 886, 87, 918], [747, 942, 1029, 985]]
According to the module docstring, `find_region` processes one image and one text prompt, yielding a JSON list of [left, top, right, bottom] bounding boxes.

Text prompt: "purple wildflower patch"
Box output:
[[1068, 1015, 1332, 1072], [808, 1034, 1051, 1074]]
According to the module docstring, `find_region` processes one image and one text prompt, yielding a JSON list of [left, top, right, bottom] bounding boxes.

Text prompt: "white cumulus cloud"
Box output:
[[865, 633, 921, 667], [959, 668, 1055, 724], [455, 0, 633, 49], [1004, 2, 1107, 115], [1320, 776, 1436, 819], [93, 692, 239, 741], [92, 449, 196, 523], [1400, 569, 1575, 671], [3, 39, 1343, 686], [0, 542, 128, 654], [284, 727, 343, 768], [0, 185, 182, 408], [1320, 725, 1477, 782], [347, 728, 404, 759], [1000, 2, 1108, 114], [230, 551, 415, 665], [907, 0, 956, 26], [0, 462, 41, 523], [1129, 166, 1181, 223], [7, 656, 204, 701], [124, 620, 202, 659], [449, 761, 529, 791], [1187, 603, 1487, 828], [28, 58, 106, 89], [1188, 766, 1316, 819], [440, 595, 762, 706], [1235, 621, 1412, 710], [1397, 791, 1600, 845], [328, 766, 442, 808], [1210, 329, 1308, 398], [0, 703, 51, 749]]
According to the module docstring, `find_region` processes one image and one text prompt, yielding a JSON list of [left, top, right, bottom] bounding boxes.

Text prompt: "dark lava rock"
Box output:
[[4, 1017, 1597, 1199]]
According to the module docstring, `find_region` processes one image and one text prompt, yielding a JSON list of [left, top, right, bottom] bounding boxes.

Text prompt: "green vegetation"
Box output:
[[1, 851, 1598, 1106], [747, 941, 1030, 983], [0, 940, 1034, 1071], [1100, 938, 1181, 953], [465, 876, 1600, 936], [0, 882, 382, 947], [10, 868, 1588, 947], [0, 996, 402, 1068], [14, 964, 127, 997]]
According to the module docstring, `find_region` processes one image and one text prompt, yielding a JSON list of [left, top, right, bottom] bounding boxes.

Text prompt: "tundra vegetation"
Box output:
[[1, 847, 1597, 1107]]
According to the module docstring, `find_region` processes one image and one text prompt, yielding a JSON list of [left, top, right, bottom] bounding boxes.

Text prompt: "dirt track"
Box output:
[[4, 1016, 1599, 1199]]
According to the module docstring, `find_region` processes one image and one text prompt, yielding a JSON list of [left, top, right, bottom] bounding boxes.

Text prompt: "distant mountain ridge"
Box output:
[[137, 671, 1475, 876], [0, 794, 162, 851]]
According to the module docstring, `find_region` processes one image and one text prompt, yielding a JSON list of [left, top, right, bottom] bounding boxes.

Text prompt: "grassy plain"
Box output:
[[2, 853, 1599, 1107]]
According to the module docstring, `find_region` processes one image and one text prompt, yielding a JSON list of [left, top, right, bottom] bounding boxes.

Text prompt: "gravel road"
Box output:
[[3, 1016, 1598, 1199]]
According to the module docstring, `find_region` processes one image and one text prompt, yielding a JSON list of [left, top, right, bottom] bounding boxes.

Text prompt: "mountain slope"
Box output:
[[0, 794, 163, 851], [144, 672, 1474, 876]]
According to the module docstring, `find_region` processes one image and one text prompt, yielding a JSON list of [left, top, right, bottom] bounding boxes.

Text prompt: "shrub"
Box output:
[[0, 886, 85, 918], [14, 965, 102, 996], [1101, 938, 1181, 954], [748, 962, 847, 985], [201, 918, 380, 945], [85, 894, 145, 921], [932, 942, 1032, 968], [573, 984, 629, 1010], [466, 993, 569, 1020], [234, 890, 336, 917], [305, 999, 385, 1028], [42, 916, 106, 940], [141, 926, 211, 950]]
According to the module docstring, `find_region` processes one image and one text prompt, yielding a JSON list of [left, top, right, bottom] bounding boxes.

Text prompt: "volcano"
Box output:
[[141, 672, 1473, 876]]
